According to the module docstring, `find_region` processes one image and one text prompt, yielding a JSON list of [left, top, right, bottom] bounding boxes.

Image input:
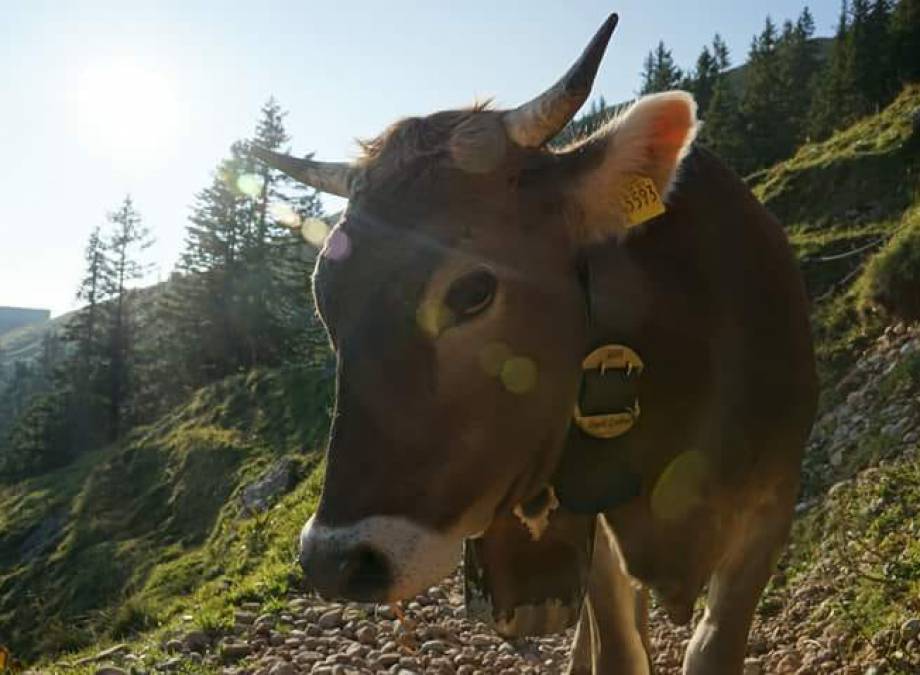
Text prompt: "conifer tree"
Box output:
[[891, 0, 920, 84], [67, 226, 111, 385], [684, 35, 731, 118], [161, 99, 326, 392], [640, 42, 684, 94], [848, 0, 886, 113], [809, 1, 857, 138], [712, 34, 731, 71], [739, 16, 796, 172], [699, 78, 747, 170], [776, 8, 821, 144], [863, 0, 897, 104], [105, 196, 152, 435], [58, 225, 116, 445], [165, 149, 251, 385], [689, 46, 720, 113]]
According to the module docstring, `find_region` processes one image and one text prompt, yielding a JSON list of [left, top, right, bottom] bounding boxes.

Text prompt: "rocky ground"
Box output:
[[58, 564, 915, 675], [803, 322, 920, 495]]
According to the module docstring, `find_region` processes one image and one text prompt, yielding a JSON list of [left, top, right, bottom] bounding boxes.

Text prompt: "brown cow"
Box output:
[[254, 13, 817, 674]]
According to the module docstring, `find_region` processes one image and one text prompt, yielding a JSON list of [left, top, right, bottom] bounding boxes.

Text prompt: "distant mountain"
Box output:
[[0, 310, 72, 380], [0, 307, 50, 338]]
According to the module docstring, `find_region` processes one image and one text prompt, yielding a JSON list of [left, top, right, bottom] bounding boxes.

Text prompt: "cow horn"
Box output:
[[250, 145, 354, 197], [503, 13, 618, 148]]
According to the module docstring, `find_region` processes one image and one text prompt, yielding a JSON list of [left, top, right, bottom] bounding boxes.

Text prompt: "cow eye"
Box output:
[[445, 269, 497, 320]]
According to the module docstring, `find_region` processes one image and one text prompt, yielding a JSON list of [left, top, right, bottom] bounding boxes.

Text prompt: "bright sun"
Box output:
[[71, 58, 181, 164]]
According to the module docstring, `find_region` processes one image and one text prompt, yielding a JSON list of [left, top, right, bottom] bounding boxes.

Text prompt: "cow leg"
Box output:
[[567, 519, 652, 675], [682, 501, 793, 675], [568, 594, 597, 675]]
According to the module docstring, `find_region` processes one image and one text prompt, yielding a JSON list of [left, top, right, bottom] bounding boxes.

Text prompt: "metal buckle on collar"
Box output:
[[573, 344, 643, 439]]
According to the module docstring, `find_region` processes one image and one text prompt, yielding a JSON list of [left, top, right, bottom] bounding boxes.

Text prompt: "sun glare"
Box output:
[[70, 58, 182, 164]]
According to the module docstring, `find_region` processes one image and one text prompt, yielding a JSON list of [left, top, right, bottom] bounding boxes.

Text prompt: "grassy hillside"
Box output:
[[0, 366, 332, 661], [750, 85, 920, 383], [748, 86, 920, 672], [753, 84, 920, 229]]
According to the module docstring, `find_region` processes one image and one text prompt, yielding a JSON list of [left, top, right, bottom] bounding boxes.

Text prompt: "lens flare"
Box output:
[[323, 229, 352, 261], [650, 451, 708, 522], [269, 203, 301, 228], [417, 299, 454, 338], [301, 218, 330, 248], [479, 342, 512, 377], [500, 356, 538, 394], [237, 173, 265, 198]]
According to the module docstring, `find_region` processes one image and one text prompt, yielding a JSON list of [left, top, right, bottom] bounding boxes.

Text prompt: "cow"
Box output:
[[253, 12, 817, 674]]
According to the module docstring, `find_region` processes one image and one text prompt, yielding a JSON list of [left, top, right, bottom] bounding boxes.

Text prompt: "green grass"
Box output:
[[855, 204, 920, 322], [752, 84, 920, 227], [0, 365, 332, 665], [761, 86, 920, 389], [778, 458, 920, 673]]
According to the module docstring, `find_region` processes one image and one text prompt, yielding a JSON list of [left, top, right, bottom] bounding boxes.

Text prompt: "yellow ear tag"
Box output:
[[620, 174, 665, 227]]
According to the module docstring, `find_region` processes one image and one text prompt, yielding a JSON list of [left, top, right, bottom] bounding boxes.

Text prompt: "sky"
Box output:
[[0, 0, 842, 317]]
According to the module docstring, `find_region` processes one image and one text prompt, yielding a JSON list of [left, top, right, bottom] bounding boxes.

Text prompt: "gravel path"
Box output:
[[64, 558, 909, 674], [128, 566, 892, 675]]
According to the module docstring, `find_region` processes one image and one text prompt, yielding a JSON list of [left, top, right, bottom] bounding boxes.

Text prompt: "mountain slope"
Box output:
[[0, 366, 331, 661]]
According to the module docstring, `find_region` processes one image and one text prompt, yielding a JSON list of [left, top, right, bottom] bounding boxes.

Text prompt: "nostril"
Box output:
[[341, 545, 391, 599]]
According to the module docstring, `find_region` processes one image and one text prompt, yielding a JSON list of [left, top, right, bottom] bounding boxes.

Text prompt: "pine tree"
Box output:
[[739, 16, 796, 172], [59, 225, 116, 446], [712, 34, 731, 71], [891, 0, 920, 84], [241, 98, 326, 369], [685, 34, 732, 117], [640, 42, 684, 94], [849, 0, 885, 113], [777, 8, 821, 144], [865, 0, 897, 105], [162, 98, 327, 393], [105, 196, 153, 435], [809, 1, 859, 138], [167, 152, 251, 385], [699, 77, 746, 170], [689, 46, 720, 113], [67, 226, 111, 385]]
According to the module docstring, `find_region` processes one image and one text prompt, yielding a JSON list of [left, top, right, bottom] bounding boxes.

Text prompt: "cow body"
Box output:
[[254, 14, 817, 674], [467, 146, 816, 674]]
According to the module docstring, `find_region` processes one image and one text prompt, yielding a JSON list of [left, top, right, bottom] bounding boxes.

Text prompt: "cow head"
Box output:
[[254, 13, 697, 603]]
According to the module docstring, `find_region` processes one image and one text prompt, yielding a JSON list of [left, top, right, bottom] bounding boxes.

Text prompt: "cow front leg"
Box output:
[[682, 502, 793, 675], [567, 518, 652, 675]]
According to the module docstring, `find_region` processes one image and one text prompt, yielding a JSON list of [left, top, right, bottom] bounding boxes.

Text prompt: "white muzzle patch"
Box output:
[[300, 514, 464, 601]]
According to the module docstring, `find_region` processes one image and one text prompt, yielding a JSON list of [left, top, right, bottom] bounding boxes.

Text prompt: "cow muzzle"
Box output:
[[298, 514, 463, 602], [299, 516, 392, 601]]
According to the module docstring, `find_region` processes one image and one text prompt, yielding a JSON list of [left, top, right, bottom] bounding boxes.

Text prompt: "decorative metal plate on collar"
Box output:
[[573, 344, 643, 439]]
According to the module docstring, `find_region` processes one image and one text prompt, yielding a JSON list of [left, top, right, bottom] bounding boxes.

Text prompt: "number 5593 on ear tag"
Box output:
[[620, 174, 665, 227]]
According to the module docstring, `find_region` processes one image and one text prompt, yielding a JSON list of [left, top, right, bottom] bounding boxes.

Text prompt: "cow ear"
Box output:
[[561, 91, 698, 243]]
